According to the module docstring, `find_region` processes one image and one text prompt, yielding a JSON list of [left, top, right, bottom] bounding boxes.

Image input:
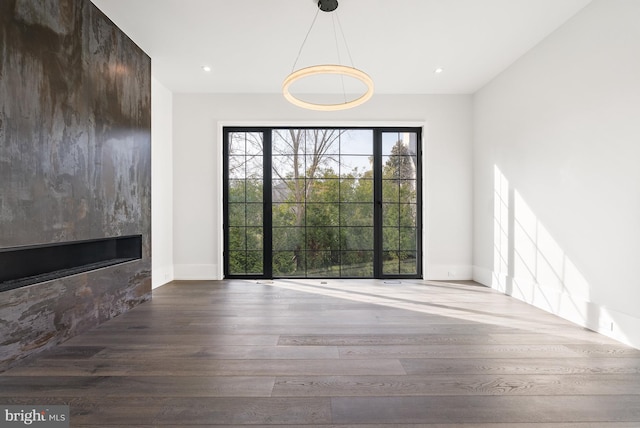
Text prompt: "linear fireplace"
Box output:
[[0, 235, 142, 293]]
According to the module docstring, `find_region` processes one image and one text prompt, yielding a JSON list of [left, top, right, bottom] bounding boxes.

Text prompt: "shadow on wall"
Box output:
[[492, 165, 627, 344]]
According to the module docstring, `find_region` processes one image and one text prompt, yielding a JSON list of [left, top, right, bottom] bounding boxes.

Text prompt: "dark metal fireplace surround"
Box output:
[[0, 235, 142, 293]]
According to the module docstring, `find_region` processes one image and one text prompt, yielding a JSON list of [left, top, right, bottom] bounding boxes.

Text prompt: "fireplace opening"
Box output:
[[0, 235, 142, 293]]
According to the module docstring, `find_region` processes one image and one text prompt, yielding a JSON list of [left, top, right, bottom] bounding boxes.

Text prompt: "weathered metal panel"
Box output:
[[0, 0, 151, 371]]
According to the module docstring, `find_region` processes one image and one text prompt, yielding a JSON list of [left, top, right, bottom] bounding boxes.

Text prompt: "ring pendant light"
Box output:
[[283, 0, 374, 111]]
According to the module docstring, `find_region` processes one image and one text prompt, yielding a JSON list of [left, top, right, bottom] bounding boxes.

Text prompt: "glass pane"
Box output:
[[306, 227, 340, 251], [245, 155, 263, 180], [382, 132, 417, 156], [399, 251, 418, 274], [382, 180, 400, 202], [228, 155, 245, 179], [382, 251, 400, 275], [245, 132, 263, 155], [246, 204, 263, 227], [245, 180, 263, 202], [272, 155, 303, 182], [245, 227, 263, 250], [229, 132, 264, 156], [399, 228, 417, 251], [303, 130, 340, 158], [382, 132, 402, 156], [309, 178, 339, 202], [228, 251, 247, 274], [272, 179, 305, 203], [382, 203, 399, 227], [273, 251, 305, 276], [340, 155, 371, 177], [341, 251, 374, 277], [272, 130, 297, 155], [229, 133, 246, 155], [382, 152, 416, 180], [228, 203, 246, 226], [382, 227, 399, 251], [245, 251, 263, 274], [272, 227, 305, 251], [307, 155, 339, 178], [381, 156, 395, 179], [272, 202, 301, 227], [228, 180, 246, 202], [340, 178, 373, 203], [341, 227, 374, 250], [340, 130, 373, 155], [228, 227, 246, 250], [399, 157, 417, 180], [382, 251, 417, 275], [399, 180, 417, 204], [306, 203, 338, 227], [340, 203, 373, 226], [383, 203, 417, 228], [306, 250, 339, 277], [399, 204, 417, 228]]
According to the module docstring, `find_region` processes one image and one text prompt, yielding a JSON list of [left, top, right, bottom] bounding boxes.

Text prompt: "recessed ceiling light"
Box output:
[[434, 67, 444, 74], [202, 66, 212, 72]]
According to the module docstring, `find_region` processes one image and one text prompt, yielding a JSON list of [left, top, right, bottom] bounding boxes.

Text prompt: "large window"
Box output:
[[226, 132, 264, 275], [223, 127, 421, 279]]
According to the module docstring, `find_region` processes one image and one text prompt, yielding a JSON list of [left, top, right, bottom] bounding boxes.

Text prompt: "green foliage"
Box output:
[[228, 179, 264, 274]]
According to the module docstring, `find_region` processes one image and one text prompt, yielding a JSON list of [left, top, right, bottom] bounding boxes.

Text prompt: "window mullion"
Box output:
[[373, 129, 383, 278], [263, 130, 273, 278]]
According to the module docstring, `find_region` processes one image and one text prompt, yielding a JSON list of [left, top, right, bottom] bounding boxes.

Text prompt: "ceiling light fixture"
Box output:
[[434, 67, 444, 74], [283, 0, 374, 111], [202, 66, 212, 72]]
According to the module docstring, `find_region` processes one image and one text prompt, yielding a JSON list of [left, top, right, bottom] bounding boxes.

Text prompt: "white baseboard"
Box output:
[[473, 266, 640, 349], [425, 265, 473, 281], [151, 265, 174, 289], [173, 264, 221, 280], [472, 265, 494, 286]]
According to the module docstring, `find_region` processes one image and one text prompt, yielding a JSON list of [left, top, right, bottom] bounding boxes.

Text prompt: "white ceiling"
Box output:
[[91, 0, 591, 94]]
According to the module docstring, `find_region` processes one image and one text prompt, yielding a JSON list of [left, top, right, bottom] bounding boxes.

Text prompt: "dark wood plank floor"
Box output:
[[2, 279, 640, 427]]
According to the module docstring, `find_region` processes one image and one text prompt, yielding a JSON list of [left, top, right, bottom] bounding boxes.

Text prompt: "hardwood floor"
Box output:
[[2, 279, 640, 427]]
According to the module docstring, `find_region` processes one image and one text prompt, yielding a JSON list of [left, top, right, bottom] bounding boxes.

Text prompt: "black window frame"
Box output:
[[223, 126, 423, 280]]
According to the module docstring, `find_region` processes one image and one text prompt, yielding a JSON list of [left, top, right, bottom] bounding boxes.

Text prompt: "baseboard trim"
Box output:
[[425, 265, 473, 281], [151, 265, 174, 289], [472, 266, 494, 287], [173, 264, 220, 280]]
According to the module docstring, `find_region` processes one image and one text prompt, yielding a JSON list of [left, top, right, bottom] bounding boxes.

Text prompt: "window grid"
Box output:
[[224, 127, 421, 279]]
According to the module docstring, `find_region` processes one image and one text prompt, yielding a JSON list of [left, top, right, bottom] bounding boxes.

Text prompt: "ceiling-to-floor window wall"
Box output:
[[224, 127, 421, 279]]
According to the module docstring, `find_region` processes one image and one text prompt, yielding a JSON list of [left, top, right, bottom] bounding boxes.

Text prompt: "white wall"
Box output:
[[473, 0, 640, 347], [172, 93, 473, 281], [151, 77, 174, 288]]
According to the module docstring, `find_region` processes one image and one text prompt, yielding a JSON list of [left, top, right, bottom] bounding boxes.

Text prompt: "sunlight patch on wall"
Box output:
[[513, 189, 590, 311], [493, 165, 592, 325], [492, 165, 509, 291]]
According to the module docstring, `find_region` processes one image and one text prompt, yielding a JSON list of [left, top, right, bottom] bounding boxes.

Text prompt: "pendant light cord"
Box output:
[[332, 14, 347, 103], [335, 12, 355, 67], [291, 7, 321, 72]]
